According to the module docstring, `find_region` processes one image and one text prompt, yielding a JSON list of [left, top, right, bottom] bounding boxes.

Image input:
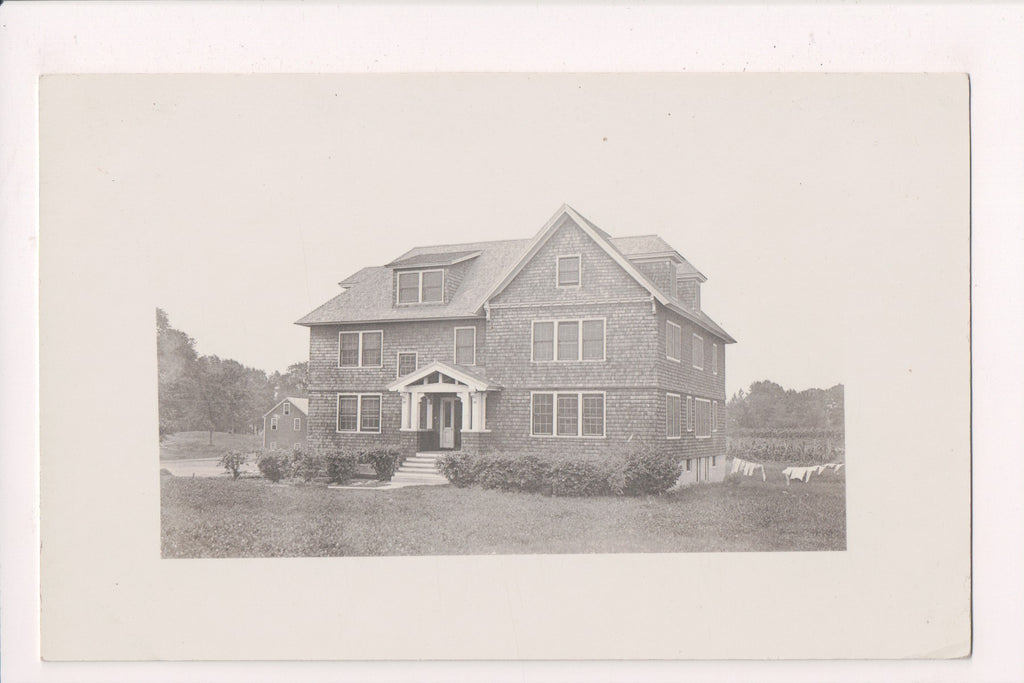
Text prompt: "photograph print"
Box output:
[[138, 74, 963, 558]]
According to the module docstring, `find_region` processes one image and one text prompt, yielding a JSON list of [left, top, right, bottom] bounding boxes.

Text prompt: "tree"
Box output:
[[156, 308, 201, 438], [727, 380, 845, 432]]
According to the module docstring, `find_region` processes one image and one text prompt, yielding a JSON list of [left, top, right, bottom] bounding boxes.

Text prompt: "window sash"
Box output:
[[557, 255, 580, 286], [713, 400, 718, 432], [360, 395, 382, 432], [531, 393, 554, 435], [532, 321, 554, 362], [686, 396, 693, 432], [421, 270, 443, 302], [337, 396, 359, 431], [270, 417, 278, 431], [666, 394, 682, 438], [712, 344, 718, 374], [557, 321, 580, 361], [581, 393, 604, 437], [398, 272, 420, 303], [339, 332, 360, 366], [666, 321, 682, 361], [692, 334, 704, 369], [293, 418, 301, 431], [455, 328, 476, 365], [360, 332, 382, 367], [695, 399, 711, 438], [581, 320, 604, 361], [283, 403, 290, 415], [556, 393, 579, 436], [398, 352, 417, 377]]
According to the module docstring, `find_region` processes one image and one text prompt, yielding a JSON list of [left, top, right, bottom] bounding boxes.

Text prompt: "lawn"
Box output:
[[161, 466, 845, 557], [160, 431, 261, 460]]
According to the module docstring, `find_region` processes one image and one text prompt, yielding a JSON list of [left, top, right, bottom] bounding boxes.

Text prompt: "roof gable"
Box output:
[[481, 204, 674, 309], [263, 396, 308, 418]]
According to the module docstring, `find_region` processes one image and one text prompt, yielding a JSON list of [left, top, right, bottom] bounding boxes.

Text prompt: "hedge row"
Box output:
[[436, 446, 681, 497], [252, 445, 402, 484]]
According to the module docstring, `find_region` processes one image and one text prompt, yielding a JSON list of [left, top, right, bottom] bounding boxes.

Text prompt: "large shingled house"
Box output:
[[296, 204, 735, 483]]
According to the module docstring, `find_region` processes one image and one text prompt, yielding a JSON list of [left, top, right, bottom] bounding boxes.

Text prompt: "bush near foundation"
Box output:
[[623, 445, 682, 496], [324, 451, 359, 484], [218, 450, 248, 480], [290, 445, 324, 482], [437, 450, 682, 497], [360, 448, 402, 482]]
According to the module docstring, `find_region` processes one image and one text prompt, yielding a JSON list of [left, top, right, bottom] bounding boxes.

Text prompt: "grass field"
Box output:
[[160, 431, 261, 460], [161, 464, 845, 557]]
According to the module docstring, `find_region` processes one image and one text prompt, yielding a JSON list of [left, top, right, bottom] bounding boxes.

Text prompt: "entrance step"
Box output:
[[391, 452, 448, 486]]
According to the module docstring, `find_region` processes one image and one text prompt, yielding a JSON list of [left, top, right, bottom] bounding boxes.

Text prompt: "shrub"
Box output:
[[257, 452, 291, 483], [436, 451, 480, 487], [548, 458, 625, 497], [290, 445, 324, 482], [160, 467, 174, 477], [623, 445, 682, 496], [361, 448, 402, 482], [324, 451, 359, 484], [473, 453, 549, 493], [218, 450, 247, 480]]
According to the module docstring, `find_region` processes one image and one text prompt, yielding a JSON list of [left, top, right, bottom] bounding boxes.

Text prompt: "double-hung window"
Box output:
[[666, 320, 682, 361], [270, 417, 278, 431], [397, 269, 444, 304], [337, 394, 382, 433], [556, 255, 580, 287], [666, 393, 682, 439], [686, 396, 693, 432], [532, 319, 605, 362], [283, 403, 290, 415], [713, 343, 719, 375], [339, 331, 383, 368], [293, 418, 302, 431], [454, 327, 476, 365], [695, 398, 711, 439], [692, 333, 704, 370], [712, 400, 718, 432], [531, 391, 605, 437]]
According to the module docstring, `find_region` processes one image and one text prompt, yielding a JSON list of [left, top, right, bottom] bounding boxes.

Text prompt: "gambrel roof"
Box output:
[[297, 205, 734, 343]]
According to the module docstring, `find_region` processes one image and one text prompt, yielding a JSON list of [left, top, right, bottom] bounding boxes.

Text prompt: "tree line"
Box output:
[[157, 308, 307, 442], [726, 380, 844, 433]]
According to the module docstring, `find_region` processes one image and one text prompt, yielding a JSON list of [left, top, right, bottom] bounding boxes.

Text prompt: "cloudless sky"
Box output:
[[50, 74, 965, 395]]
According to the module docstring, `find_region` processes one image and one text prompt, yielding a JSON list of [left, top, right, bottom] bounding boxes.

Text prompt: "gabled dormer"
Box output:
[[387, 250, 481, 307]]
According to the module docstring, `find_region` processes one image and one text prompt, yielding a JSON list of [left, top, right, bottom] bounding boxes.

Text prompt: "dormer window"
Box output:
[[557, 255, 580, 287], [397, 269, 444, 304]]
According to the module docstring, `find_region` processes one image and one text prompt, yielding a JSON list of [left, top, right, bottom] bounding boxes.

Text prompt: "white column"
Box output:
[[425, 397, 433, 429], [400, 392, 410, 430], [410, 391, 421, 430], [460, 391, 472, 431], [477, 393, 487, 431]]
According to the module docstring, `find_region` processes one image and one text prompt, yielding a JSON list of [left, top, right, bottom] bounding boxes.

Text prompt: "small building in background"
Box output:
[[262, 397, 308, 450]]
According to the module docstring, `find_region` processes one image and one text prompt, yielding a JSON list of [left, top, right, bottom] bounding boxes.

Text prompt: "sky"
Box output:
[[44, 73, 967, 395]]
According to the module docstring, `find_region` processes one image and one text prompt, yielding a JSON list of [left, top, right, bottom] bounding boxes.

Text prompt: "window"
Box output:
[[666, 320, 682, 361], [713, 344, 719, 375], [557, 321, 579, 361], [270, 417, 278, 431], [339, 330, 383, 368], [582, 394, 605, 437], [692, 334, 704, 370], [712, 400, 718, 432], [532, 321, 554, 362], [556, 255, 580, 287], [531, 393, 554, 436], [532, 319, 605, 362], [712, 455, 717, 467], [686, 458, 692, 472], [454, 327, 476, 365], [293, 418, 301, 431], [531, 391, 605, 438], [686, 396, 693, 432], [397, 352, 417, 378], [397, 269, 445, 304], [283, 403, 290, 415], [582, 320, 604, 361], [695, 398, 711, 439], [337, 394, 382, 433], [666, 393, 682, 439]]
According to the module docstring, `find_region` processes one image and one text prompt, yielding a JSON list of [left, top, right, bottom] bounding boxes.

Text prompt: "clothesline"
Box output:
[[782, 462, 843, 483], [730, 456, 767, 482]]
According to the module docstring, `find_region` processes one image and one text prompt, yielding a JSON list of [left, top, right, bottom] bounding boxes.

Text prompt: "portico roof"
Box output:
[[386, 360, 502, 393]]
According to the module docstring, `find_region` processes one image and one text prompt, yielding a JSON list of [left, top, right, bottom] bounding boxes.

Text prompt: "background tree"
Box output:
[[727, 380, 844, 432]]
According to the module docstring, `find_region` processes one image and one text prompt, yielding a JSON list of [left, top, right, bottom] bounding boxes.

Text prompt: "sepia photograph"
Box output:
[[144, 75, 854, 558], [36, 68, 971, 662]]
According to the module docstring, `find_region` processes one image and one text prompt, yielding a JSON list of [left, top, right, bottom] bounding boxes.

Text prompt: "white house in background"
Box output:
[[262, 397, 309, 450]]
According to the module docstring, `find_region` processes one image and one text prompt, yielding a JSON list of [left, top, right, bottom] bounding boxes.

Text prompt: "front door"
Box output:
[[440, 397, 455, 449]]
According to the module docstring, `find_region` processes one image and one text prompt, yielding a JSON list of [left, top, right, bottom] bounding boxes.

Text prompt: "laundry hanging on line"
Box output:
[[730, 456, 767, 482]]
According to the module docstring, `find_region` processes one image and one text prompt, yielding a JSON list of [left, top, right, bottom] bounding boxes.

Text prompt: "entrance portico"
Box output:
[[387, 361, 499, 451]]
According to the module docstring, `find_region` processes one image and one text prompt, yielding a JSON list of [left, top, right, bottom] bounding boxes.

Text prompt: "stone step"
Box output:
[[403, 456, 440, 464], [391, 474, 448, 485]]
